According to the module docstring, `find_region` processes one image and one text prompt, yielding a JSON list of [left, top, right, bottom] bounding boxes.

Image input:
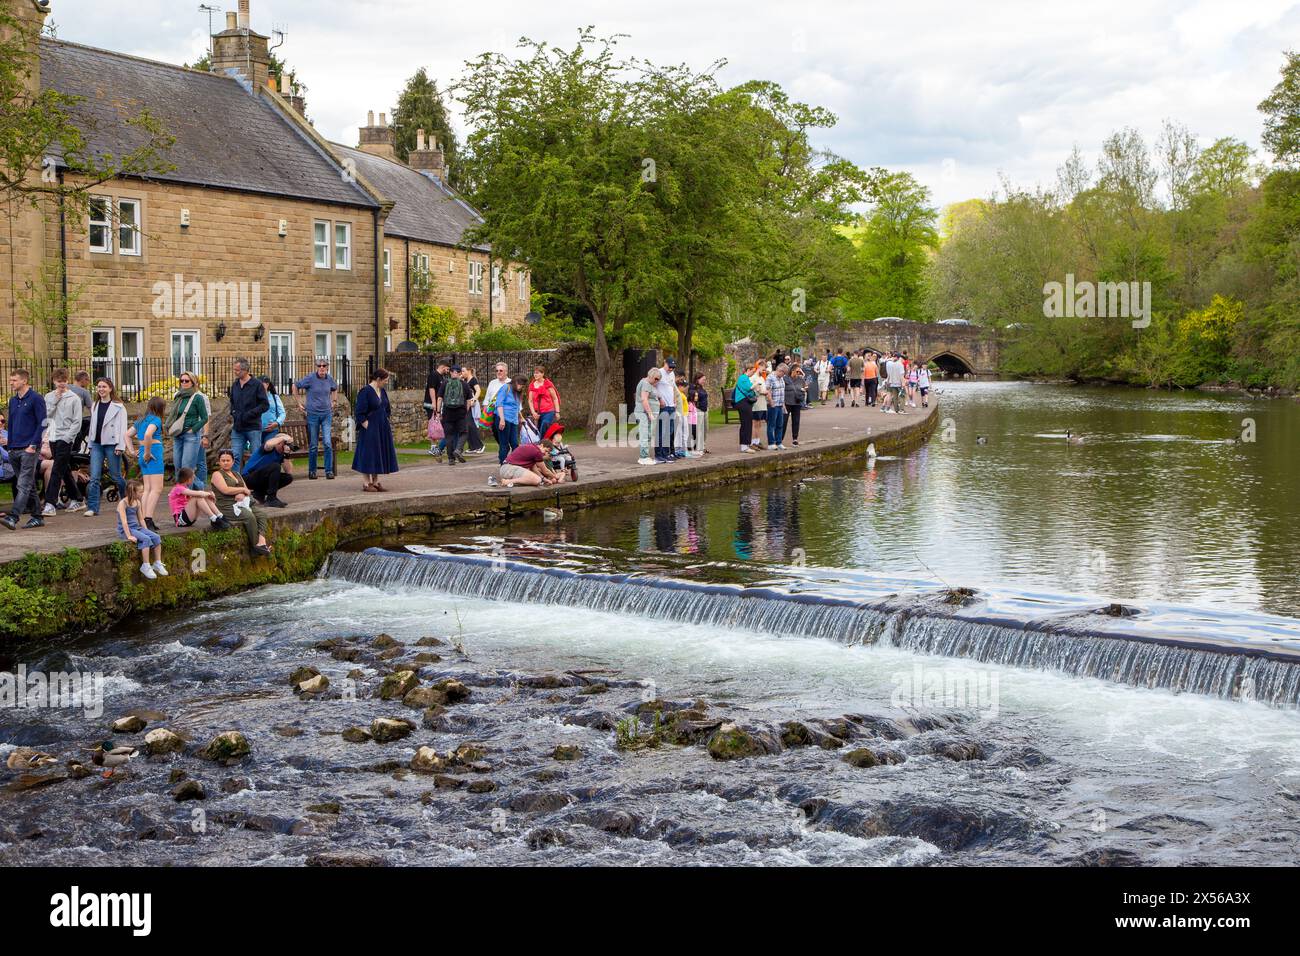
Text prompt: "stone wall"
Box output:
[[810, 319, 999, 375]]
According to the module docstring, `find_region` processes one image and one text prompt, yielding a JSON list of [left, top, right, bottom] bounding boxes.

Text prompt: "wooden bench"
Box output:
[[280, 418, 341, 461], [721, 388, 738, 424]]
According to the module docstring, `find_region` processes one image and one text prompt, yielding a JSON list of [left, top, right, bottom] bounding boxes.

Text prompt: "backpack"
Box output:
[[442, 377, 466, 409]]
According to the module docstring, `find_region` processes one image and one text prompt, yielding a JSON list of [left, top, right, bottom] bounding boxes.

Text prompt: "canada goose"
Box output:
[[1066, 431, 1085, 445], [976, 436, 988, 445], [866, 442, 877, 458], [1223, 437, 1239, 445]]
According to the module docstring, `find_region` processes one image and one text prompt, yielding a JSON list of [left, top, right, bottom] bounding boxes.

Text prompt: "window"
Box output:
[[314, 332, 330, 361], [491, 265, 501, 299], [518, 270, 527, 302], [269, 332, 294, 388], [120, 329, 143, 395], [412, 253, 430, 290], [468, 261, 483, 295], [91, 328, 114, 384], [89, 197, 112, 253], [170, 330, 199, 378], [313, 221, 330, 268], [335, 332, 352, 360], [383, 248, 391, 287], [334, 222, 351, 270], [118, 199, 141, 256]]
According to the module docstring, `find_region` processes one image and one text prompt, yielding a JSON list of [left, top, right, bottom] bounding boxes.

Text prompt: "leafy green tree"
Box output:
[[844, 170, 938, 321], [1259, 50, 1300, 166], [391, 68, 460, 186]]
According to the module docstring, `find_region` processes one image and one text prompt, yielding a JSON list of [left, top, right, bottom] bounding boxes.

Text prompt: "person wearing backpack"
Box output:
[[440, 366, 469, 465]]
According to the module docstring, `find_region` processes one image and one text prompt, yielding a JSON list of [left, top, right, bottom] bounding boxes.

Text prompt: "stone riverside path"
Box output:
[[0, 399, 938, 565]]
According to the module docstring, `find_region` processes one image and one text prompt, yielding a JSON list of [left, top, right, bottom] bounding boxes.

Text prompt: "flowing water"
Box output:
[[1, 383, 1298, 866]]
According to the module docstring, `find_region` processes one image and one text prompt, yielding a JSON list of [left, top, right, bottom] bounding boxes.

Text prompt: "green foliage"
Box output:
[[842, 171, 939, 321], [1259, 50, 1300, 167], [390, 67, 460, 187], [0, 576, 68, 638], [0, 547, 84, 587], [410, 305, 464, 351]]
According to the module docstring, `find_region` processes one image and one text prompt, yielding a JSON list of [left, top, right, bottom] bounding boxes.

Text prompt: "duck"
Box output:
[[866, 442, 877, 459], [976, 436, 988, 446], [1066, 430, 1085, 445], [89, 740, 138, 778], [6, 747, 59, 771], [1222, 437, 1239, 445], [542, 508, 563, 522]]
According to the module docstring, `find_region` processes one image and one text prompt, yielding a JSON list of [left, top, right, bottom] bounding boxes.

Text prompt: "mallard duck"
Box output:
[[6, 747, 58, 771], [90, 740, 137, 778]]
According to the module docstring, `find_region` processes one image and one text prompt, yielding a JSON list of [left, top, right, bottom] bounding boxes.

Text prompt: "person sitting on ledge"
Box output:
[[242, 425, 295, 508], [212, 449, 271, 556], [493, 439, 560, 488]]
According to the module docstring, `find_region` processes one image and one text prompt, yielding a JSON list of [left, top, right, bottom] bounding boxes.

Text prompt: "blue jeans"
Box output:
[[537, 411, 556, 439], [496, 420, 519, 464], [173, 432, 206, 489], [87, 442, 126, 513], [766, 406, 786, 446], [231, 428, 262, 465], [306, 411, 333, 474]]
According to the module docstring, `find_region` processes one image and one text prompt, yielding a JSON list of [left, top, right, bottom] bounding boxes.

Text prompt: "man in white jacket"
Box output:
[[43, 368, 86, 514]]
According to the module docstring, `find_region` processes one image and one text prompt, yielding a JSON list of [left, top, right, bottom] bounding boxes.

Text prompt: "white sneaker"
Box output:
[[740, 446, 754, 453], [638, 457, 657, 465], [777, 444, 786, 450], [83, 509, 97, 517], [41, 504, 57, 517], [152, 561, 169, 577], [487, 475, 500, 486], [140, 562, 157, 580], [65, 501, 85, 512]]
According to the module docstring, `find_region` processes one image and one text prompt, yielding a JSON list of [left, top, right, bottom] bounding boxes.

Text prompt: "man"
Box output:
[[42, 368, 85, 515], [440, 366, 468, 465], [242, 425, 295, 507], [830, 348, 849, 407], [293, 360, 338, 480], [634, 368, 662, 465], [482, 362, 510, 458], [654, 357, 678, 463], [863, 351, 880, 408], [497, 439, 559, 487], [848, 350, 865, 407], [228, 358, 269, 464], [766, 363, 788, 450], [2, 370, 46, 530], [71, 370, 92, 445], [424, 361, 449, 458], [885, 353, 907, 413]]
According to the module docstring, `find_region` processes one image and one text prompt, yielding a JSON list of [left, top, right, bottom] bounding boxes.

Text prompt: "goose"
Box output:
[[1066, 430, 1085, 445], [976, 436, 988, 446], [1223, 437, 1239, 445], [90, 740, 138, 778], [866, 442, 877, 459]]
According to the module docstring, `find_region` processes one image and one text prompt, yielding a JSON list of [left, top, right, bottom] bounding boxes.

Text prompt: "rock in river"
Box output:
[[143, 728, 185, 756], [380, 670, 419, 701], [410, 747, 447, 773], [198, 731, 252, 762], [111, 715, 147, 734], [370, 718, 415, 743]]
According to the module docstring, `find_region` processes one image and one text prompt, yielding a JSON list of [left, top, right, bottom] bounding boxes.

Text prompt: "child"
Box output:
[[117, 479, 166, 580], [542, 423, 577, 482], [169, 467, 227, 529]]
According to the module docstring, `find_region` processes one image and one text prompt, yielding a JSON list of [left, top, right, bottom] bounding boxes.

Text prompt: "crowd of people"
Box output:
[[3, 347, 935, 578]]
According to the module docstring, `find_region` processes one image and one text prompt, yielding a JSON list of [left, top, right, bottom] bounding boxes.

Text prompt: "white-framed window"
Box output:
[[313, 220, 331, 268], [118, 198, 141, 256], [383, 248, 391, 287], [412, 253, 430, 290], [119, 328, 144, 394], [334, 222, 352, 270], [269, 332, 294, 388], [91, 328, 114, 383], [313, 331, 353, 363], [491, 264, 501, 299], [335, 331, 352, 360], [518, 269, 527, 302], [468, 260, 483, 295], [170, 329, 200, 378], [88, 196, 112, 253]]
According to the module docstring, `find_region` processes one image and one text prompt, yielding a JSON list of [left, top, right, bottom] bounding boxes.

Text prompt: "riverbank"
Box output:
[[0, 401, 939, 639]]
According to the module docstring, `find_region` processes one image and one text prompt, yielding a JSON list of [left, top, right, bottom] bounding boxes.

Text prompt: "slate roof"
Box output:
[[39, 39, 377, 208], [333, 144, 487, 251]]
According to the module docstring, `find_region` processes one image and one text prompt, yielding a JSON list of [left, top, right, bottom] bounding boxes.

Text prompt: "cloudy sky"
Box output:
[[45, 0, 1297, 210]]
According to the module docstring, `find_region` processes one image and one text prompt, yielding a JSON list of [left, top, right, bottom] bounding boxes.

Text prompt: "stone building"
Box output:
[[0, 0, 525, 395]]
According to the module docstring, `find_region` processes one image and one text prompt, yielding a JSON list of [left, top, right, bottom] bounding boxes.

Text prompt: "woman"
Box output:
[[211, 449, 271, 556], [242, 427, 295, 507], [495, 375, 525, 464], [732, 366, 758, 454], [353, 368, 398, 491], [260, 377, 288, 431], [750, 361, 768, 449], [784, 365, 809, 446], [167, 371, 210, 490], [527, 366, 560, 437], [127, 395, 166, 531], [461, 365, 485, 454], [817, 352, 831, 404], [686, 372, 709, 455], [83, 379, 130, 517]]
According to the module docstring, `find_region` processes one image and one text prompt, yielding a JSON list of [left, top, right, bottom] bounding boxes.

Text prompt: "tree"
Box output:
[[455, 31, 661, 432], [843, 170, 938, 321], [1259, 50, 1300, 166], [391, 68, 460, 187]]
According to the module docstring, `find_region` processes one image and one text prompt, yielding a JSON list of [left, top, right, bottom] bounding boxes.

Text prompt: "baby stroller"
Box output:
[[543, 422, 578, 482], [55, 448, 121, 506]]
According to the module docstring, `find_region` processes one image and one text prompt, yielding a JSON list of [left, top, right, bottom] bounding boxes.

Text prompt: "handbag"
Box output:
[[168, 391, 201, 437], [427, 416, 445, 441]]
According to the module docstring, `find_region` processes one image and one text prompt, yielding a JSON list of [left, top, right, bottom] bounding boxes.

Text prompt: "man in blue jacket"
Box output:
[[2, 369, 47, 530], [228, 357, 269, 465]]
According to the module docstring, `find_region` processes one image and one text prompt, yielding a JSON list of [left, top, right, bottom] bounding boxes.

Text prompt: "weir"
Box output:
[[323, 549, 1300, 709]]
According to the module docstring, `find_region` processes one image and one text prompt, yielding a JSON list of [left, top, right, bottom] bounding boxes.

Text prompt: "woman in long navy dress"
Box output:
[[352, 368, 398, 492]]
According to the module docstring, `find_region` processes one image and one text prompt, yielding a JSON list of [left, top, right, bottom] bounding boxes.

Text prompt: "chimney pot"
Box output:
[[417, 129, 426, 150], [225, 11, 237, 30], [379, 112, 387, 127], [238, 0, 250, 29], [367, 110, 375, 127]]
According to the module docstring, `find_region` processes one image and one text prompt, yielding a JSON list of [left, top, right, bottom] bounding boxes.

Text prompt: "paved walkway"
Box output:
[[0, 400, 937, 563]]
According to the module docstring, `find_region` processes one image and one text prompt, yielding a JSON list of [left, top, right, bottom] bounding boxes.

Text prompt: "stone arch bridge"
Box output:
[[810, 319, 999, 376]]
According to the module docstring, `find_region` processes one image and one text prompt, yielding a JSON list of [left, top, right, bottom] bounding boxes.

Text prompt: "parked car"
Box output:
[[938, 318, 972, 326]]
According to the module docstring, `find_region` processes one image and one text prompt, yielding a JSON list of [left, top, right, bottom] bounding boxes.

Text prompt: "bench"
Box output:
[[721, 388, 737, 424], [280, 418, 341, 461]]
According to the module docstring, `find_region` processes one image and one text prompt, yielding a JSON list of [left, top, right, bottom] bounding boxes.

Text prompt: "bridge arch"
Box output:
[[925, 350, 977, 377]]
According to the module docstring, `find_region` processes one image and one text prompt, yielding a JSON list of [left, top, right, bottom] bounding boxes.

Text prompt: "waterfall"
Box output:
[[322, 549, 1300, 709]]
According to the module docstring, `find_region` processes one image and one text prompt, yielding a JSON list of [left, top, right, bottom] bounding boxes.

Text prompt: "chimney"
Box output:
[[210, 2, 270, 90], [358, 110, 396, 162], [408, 128, 447, 183]]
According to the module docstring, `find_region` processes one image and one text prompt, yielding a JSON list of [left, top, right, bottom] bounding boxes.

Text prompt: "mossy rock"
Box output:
[[296, 674, 329, 696], [111, 715, 147, 734], [552, 744, 582, 761], [452, 743, 486, 764], [370, 718, 415, 743], [198, 731, 251, 762], [415, 636, 446, 647], [706, 724, 770, 761], [372, 634, 400, 649], [579, 683, 609, 695], [380, 670, 418, 701], [843, 747, 879, 768], [341, 727, 372, 744], [410, 746, 447, 773], [288, 665, 321, 687], [402, 686, 443, 710], [431, 678, 471, 704], [143, 728, 185, 755], [411, 652, 443, 664]]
